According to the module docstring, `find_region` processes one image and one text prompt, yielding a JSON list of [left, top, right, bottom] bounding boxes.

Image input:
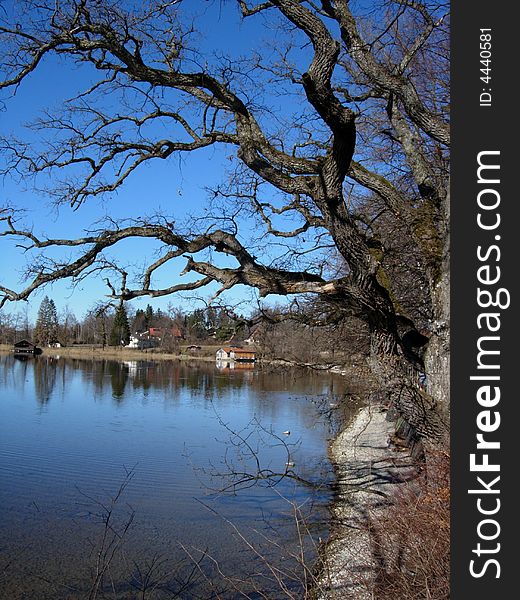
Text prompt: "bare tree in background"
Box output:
[[0, 0, 449, 443]]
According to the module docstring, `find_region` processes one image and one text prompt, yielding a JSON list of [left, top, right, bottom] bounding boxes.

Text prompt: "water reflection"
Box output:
[[216, 359, 256, 371], [11, 355, 344, 406], [33, 356, 59, 405], [0, 353, 354, 599]]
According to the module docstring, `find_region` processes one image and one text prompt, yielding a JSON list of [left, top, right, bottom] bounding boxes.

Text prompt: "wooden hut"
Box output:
[[13, 340, 42, 356], [216, 347, 256, 362]]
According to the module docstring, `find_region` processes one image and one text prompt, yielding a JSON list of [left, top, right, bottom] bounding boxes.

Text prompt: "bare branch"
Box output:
[[328, 0, 450, 145]]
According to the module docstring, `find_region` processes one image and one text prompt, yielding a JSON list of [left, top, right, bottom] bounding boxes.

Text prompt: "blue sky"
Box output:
[[1, 1, 295, 323]]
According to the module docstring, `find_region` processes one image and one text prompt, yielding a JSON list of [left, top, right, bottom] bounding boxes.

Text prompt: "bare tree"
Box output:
[[0, 0, 449, 443]]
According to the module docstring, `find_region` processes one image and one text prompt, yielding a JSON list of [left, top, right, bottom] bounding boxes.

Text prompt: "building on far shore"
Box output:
[[186, 344, 202, 354], [216, 347, 256, 362], [126, 334, 158, 350], [127, 326, 185, 350], [243, 325, 262, 345], [148, 327, 184, 340], [13, 340, 42, 356], [48, 339, 65, 348]]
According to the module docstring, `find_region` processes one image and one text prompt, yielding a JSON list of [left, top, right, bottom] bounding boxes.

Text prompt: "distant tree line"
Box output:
[[1, 296, 368, 363], [0, 299, 248, 348]]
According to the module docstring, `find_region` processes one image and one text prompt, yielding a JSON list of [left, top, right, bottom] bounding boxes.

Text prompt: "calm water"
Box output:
[[0, 354, 352, 599]]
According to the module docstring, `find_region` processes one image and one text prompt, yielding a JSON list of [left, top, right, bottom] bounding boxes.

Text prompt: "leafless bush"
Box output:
[[367, 449, 450, 600], [253, 315, 370, 367]]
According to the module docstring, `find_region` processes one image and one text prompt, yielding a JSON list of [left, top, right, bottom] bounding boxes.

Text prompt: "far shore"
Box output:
[[0, 343, 372, 378], [0, 343, 221, 363]]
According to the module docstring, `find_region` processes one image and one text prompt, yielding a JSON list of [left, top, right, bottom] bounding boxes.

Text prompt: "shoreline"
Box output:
[[0, 345, 371, 378], [0, 343, 217, 362], [318, 405, 417, 599]]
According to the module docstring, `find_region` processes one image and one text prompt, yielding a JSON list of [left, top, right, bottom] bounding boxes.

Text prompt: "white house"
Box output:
[[127, 334, 158, 350]]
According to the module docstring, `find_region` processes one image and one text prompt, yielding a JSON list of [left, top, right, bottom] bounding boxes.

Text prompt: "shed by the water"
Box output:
[[216, 347, 256, 362], [13, 340, 42, 356]]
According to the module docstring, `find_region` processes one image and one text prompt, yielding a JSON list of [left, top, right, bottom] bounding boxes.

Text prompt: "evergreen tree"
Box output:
[[109, 304, 130, 346], [33, 296, 59, 346], [131, 308, 146, 333], [144, 304, 154, 329]]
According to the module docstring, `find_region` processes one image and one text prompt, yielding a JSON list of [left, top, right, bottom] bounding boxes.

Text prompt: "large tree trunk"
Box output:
[[369, 185, 450, 446], [424, 188, 450, 424], [424, 268, 450, 422], [368, 326, 449, 446]]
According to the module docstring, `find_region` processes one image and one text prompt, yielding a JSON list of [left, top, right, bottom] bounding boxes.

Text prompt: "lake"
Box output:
[[0, 354, 354, 599]]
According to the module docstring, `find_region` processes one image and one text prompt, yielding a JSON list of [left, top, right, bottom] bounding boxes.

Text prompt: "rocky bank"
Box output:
[[317, 405, 418, 599]]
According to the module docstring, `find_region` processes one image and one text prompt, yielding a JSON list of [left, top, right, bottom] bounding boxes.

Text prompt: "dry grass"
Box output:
[[368, 449, 450, 600], [0, 343, 220, 362]]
